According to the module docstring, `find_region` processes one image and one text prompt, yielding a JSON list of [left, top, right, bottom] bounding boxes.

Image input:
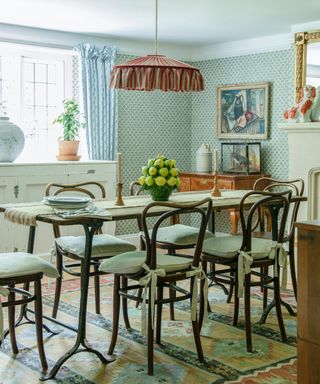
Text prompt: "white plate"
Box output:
[[43, 201, 90, 209], [46, 196, 91, 204]]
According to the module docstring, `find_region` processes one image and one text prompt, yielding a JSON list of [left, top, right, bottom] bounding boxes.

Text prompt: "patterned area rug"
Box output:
[[0, 277, 297, 383]]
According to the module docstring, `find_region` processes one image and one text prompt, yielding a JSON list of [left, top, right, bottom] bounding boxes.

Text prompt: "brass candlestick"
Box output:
[[115, 183, 125, 206], [211, 170, 221, 197]]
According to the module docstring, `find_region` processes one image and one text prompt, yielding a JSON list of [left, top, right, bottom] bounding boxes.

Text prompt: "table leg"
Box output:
[[41, 221, 114, 381], [229, 209, 239, 235], [258, 204, 296, 323]]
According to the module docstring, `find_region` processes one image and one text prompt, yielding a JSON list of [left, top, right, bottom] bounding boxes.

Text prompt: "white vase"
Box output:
[[0, 116, 25, 162], [196, 144, 212, 172]]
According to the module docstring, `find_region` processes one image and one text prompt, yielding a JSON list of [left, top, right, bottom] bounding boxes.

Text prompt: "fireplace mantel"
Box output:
[[279, 122, 320, 220], [279, 122, 320, 133]]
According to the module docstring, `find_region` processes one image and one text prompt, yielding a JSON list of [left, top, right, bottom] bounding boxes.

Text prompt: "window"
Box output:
[[21, 57, 65, 161], [0, 57, 2, 115], [0, 43, 83, 162]]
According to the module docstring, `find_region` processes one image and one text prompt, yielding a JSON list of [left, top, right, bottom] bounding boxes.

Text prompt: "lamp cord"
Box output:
[[155, 0, 158, 55]]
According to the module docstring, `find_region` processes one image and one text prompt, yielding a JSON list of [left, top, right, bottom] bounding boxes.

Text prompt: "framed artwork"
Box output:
[[217, 82, 269, 140]]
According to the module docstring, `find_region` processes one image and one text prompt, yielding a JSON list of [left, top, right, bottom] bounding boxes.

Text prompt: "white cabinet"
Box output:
[[0, 161, 116, 254]]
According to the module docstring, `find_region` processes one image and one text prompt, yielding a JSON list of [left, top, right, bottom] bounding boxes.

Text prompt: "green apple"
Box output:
[[167, 176, 177, 187], [159, 167, 169, 177], [138, 176, 146, 186], [171, 159, 176, 167], [148, 159, 155, 167], [145, 176, 154, 186], [156, 154, 166, 160], [170, 168, 179, 177], [141, 166, 148, 176], [154, 159, 164, 168], [155, 176, 166, 187], [149, 166, 157, 176], [164, 160, 171, 167]]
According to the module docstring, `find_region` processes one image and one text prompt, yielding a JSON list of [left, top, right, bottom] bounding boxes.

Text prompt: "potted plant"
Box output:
[[138, 154, 180, 201], [53, 99, 85, 161]]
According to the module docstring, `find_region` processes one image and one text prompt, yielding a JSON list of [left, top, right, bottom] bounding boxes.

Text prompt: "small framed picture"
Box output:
[[217, 82, 269, 140]]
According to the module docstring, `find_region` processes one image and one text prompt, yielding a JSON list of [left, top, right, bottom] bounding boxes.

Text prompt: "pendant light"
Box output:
[[109, 0, 204, 92]]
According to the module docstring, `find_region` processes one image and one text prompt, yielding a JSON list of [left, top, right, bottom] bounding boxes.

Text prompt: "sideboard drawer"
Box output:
[[218, 180, 234, 189], [191, 177, 214, 190], [179, 176, 191, 192]]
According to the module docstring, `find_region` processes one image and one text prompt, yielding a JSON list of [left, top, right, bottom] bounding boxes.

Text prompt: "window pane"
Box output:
[[35, 63, 47, 83], [34, 83, 47, 106], [47, 64, 56, 83], [24, 82, 34, 106], [24, 62, 34, 82], [34, 106, 48, 129], [47, 84, 57, 107]]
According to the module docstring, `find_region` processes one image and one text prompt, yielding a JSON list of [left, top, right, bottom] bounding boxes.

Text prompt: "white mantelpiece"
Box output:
[[279, 122, 320, 220]]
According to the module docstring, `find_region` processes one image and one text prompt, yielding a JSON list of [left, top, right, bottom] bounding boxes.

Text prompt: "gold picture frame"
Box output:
[[217, 82, 269, 140], [294, 30, 320, 102]]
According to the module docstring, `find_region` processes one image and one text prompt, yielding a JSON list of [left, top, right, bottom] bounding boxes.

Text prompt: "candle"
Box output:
[[214, 148, 218, 172], [117, 152, 122, 184]]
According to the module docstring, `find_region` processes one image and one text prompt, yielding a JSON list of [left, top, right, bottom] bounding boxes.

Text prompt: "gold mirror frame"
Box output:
[[295, 30, 320, 101]]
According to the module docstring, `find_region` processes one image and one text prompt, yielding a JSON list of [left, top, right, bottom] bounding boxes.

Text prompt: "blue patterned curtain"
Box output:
[[76, 43, 118, 160]]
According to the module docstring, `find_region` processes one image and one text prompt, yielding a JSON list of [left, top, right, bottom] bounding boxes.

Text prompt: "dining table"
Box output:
[[0, 189, 307, 380]]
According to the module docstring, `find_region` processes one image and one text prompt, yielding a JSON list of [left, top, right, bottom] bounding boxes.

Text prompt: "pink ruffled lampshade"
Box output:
[[109, 54, 204, 92]]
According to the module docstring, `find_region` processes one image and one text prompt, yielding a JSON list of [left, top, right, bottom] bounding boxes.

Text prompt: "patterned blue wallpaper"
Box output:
[[116, 54, 192, 234], [191, 49, 295, 178], [116, 49, 295, 234]]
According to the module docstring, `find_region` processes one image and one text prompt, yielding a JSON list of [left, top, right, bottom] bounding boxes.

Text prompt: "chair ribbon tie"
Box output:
[[0, 286, 10, 349], [186, 265, 209, 324], [138, 263, 166, 336], [237, 251, 254, 298], [269, 242, 288, 291]]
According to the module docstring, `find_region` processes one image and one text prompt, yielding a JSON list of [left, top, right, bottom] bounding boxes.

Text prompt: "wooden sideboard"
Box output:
[[179, 172, 269, 233], [295, 220, 320, 384]]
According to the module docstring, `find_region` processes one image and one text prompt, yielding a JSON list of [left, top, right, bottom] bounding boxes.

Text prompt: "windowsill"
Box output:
[[0, 160, 116, 166]]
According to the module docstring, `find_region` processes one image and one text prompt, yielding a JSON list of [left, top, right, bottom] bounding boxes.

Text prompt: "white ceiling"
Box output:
[[0, 0, 319, 47]]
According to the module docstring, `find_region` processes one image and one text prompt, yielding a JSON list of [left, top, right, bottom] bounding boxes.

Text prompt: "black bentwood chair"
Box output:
[[45, 182, 136, 320], [99, 197, 212, 375], [0, 252, 58, 373], [252, 177, 304, 302], [200, 190, 292, 352]]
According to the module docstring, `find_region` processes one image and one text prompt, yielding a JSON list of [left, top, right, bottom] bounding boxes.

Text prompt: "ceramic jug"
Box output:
[[0, 116, 25, 162], [196, 144, 212, 172]]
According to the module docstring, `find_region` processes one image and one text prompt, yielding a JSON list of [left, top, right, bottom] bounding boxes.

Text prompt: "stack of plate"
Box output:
[[43, 196, 92, 209]]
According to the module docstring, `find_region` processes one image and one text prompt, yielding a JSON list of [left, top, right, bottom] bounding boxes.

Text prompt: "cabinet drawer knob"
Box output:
[[200, 179, 208, 185]]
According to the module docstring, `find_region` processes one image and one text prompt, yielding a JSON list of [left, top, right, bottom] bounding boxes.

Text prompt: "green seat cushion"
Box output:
[[150, 224, 215, 246], [0, 252, 59, 279], [99, 251, 193, 275], [56, 234, 136, 258], [202, 236, 274, 259]]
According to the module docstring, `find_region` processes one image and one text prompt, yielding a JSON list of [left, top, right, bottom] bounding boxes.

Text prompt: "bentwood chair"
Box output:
[[200, 190, 292, 352], [252, 177, 304, 301], [134, 181, 214, 318], [0, 252, 58, 372], [45, 182, 136, 318], [99, 198, 212, 375]]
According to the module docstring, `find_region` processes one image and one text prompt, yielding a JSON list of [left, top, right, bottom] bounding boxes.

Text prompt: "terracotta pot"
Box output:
[[57, 140, 81, 161]]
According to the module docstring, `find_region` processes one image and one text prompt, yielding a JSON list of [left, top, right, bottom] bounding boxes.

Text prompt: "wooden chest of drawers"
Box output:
[[295, 221, 320, 384], [179, 172, 269, 233]]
